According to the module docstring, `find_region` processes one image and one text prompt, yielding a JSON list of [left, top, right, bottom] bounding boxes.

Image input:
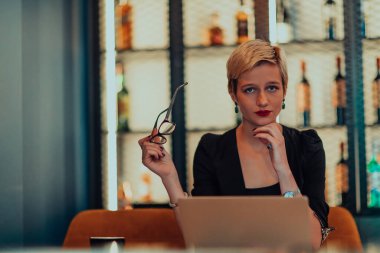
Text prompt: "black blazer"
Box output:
[[191, 125, 329, 228]]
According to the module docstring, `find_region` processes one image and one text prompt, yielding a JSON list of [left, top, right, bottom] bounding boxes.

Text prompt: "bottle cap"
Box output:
[[336, 56, 341, 66], [301, 60, 306, 73]]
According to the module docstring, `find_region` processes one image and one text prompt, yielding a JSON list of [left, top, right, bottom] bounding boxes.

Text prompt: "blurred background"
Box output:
[[1, 0, 380, 248]]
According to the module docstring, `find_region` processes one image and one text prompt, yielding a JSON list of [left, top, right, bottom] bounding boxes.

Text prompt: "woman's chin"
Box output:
[[245, 118, 276, 126]]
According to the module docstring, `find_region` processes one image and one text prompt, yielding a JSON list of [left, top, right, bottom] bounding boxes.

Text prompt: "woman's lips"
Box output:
[[255, 110, 271, 117]]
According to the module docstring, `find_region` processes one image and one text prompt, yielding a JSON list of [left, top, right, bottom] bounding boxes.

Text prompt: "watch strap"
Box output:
[[168, 192, 189, 208]]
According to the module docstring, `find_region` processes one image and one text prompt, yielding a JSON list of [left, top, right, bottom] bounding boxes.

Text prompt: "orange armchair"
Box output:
[[324, 206, 363, 251], [63, 208, 185, 249]]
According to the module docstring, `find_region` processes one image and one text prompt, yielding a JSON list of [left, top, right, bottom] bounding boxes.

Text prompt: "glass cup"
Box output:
[[90, 236, 125, 250]]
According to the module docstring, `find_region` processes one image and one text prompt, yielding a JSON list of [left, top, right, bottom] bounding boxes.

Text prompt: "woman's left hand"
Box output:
[[252, 123, 290, 174]]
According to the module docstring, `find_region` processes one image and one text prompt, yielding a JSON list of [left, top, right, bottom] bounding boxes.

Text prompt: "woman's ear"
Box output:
[[229, 91, 237, 105], [229, 78, 238, 104]]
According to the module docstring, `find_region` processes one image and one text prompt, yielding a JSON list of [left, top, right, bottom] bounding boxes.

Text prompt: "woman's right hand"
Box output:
[[138, 133, 177, 179]]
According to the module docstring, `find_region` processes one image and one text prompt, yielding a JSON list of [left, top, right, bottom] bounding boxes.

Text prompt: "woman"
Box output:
[[138, 39, 330, 249]]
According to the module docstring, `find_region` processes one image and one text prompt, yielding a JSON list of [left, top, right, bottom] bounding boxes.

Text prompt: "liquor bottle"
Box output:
[[361, 0, 371, 39], [116, 62, 130, 132], [117, 181, 133, 210], [208, 12, 224, 46], [236, 0, 249, 45], [367, 139, 380, 208], [297, 60, 311, 127], [276, 0, 293, 43], [372, 57, 380, 124], [361, 0, 367, 39], [323, 0, 337, 40], [332, 56, 346, 126], [335, 141, 349, 207], [140, 172, 153, 203], [115, 0, 132, 51]]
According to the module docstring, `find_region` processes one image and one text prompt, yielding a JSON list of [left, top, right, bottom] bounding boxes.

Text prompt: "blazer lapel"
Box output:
[[214, 128, 247, 195]]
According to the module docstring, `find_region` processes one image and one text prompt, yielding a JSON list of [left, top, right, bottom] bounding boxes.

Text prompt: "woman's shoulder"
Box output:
[[282, 125, 323, 152], [199, 128, 236, 146], [197, 128, 236, 155]]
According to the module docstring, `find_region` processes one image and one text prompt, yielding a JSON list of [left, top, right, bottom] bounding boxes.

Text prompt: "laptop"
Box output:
[[177, 196, 312, 250]]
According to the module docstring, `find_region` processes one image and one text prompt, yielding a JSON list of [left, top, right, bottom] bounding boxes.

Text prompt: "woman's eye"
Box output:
[[244, 87, 255, 93], [267, 86, 279, 92]]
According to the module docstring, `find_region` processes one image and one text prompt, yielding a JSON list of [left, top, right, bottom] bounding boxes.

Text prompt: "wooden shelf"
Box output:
[[118, 47, 168, 53], [297, 125, 346, 130], [105, 37, 380, 56], [101, 124, 363, 136]]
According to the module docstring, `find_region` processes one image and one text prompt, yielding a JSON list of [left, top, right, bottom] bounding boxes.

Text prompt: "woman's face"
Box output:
[[233, 63, 285, 127]]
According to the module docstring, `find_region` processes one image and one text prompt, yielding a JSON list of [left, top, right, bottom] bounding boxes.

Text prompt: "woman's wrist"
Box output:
[[161, 169, 185, 205], [272, 150, 290, 172], [161, 167, 179, 183], [276, 165, 299, 193], [168, 192, 189, 208], [275, 164, 293, 178]]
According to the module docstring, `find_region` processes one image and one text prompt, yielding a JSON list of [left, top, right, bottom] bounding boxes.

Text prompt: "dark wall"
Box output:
[[356, 217, 380, 245], [0, 0, 90, 247], [0, 0, 23, 246]]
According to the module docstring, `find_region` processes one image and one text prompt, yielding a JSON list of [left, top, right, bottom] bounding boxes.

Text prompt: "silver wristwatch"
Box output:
[[283, 189, 301, 198]]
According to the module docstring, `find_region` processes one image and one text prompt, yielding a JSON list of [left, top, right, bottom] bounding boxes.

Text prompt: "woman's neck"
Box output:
[[236, 123, 263, 147]]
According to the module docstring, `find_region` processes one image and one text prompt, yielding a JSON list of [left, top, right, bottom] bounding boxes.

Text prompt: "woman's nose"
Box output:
[[256, 92, 268, 107]]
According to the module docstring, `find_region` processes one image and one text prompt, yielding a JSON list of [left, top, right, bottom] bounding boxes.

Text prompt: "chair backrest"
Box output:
[[63, 208, 185, 249], [324, 206, 363, 251]]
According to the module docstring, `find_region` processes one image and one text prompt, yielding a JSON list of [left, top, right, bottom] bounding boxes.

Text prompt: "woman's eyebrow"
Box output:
[[240, 83, 257, 89], [240, 81, 280, 88], [266, 80, 281, 84]]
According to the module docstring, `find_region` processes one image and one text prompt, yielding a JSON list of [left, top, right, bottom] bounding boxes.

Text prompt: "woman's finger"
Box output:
[[252, 124, 281, 138], [150, 128, 162, 144], [138, 135, 152, 147], [253, 132, 276, 147], [143, 147, 163, 159], [145, 149, 164, 161], [142, 142, 163, 154]]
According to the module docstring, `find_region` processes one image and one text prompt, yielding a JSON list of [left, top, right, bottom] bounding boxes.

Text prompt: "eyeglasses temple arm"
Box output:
[[164, 82, 188, 120], [153, 108, 169, 129]]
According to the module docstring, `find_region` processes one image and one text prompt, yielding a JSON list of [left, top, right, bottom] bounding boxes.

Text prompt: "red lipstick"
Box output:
[[255, 110, 271, 117]]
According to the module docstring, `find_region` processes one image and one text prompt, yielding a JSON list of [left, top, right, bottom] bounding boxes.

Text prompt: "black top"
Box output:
[[191, 125, 329, 228]]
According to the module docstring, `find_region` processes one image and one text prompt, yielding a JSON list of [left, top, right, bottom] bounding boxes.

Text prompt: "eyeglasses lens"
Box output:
[[152, 135, 166, 144], [159, 122, 176, 135]]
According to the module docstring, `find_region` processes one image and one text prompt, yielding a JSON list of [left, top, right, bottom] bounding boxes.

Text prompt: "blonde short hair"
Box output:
[[226, 39, 288, 94]]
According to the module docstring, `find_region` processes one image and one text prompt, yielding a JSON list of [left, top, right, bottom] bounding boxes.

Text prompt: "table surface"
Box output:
[[1, 244, 380, 253]]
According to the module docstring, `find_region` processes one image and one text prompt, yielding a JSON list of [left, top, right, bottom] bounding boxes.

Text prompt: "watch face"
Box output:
[[283, 191, 295, 198]]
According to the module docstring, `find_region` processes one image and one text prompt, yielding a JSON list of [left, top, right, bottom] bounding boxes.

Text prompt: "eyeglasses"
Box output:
[[149, 82, 188, 144]]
